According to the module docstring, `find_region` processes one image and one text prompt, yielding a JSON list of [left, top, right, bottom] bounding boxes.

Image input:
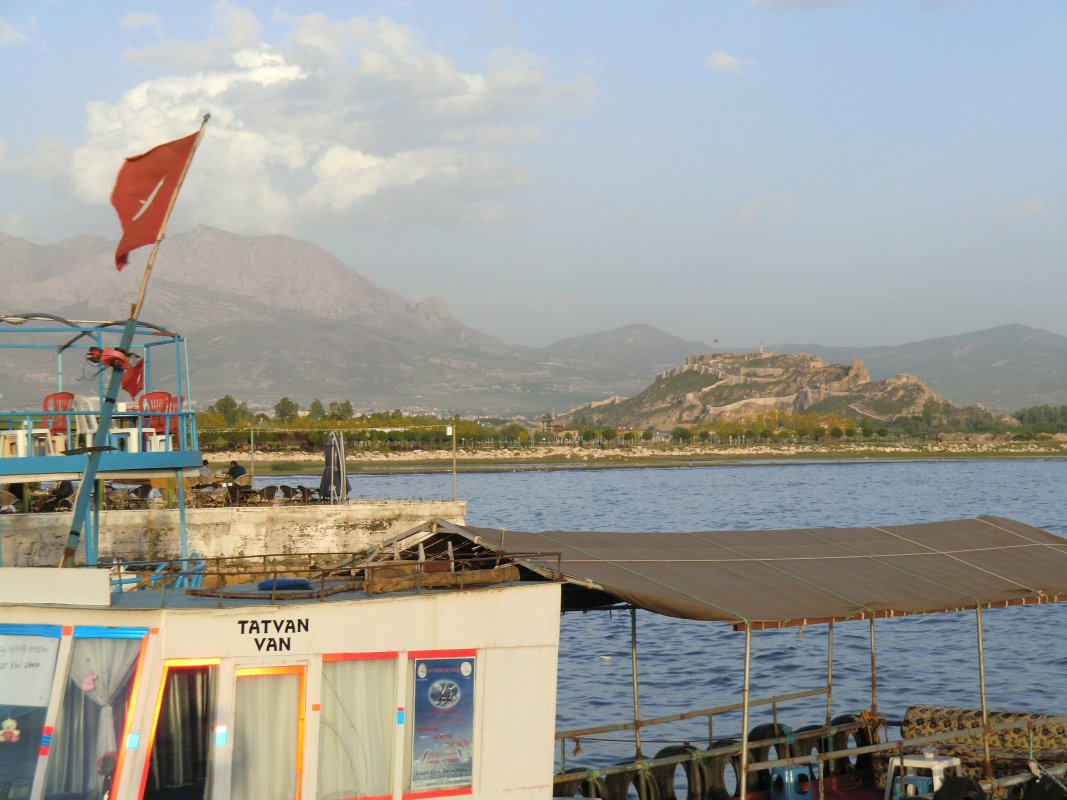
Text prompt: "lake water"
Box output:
[[266, 459, 1067, 768]]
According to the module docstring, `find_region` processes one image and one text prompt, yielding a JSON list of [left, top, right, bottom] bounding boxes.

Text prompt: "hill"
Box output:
[[0, 229, 701, 413], [770, 325, 1067, 411], [558, 351, 1015, 431], [2, 228, 1062, 414]]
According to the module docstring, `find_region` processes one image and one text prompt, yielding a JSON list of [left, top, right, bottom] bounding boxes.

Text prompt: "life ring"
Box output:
[[701, 738, 742, 800], [747, 723, 796, 791], [828, 714, 873, 775], [604, 760, 661, 800], [650, 745, 705, 800]]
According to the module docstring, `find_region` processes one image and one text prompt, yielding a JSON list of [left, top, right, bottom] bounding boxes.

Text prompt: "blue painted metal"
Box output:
[[1, 316, 202, 565], [72, 625, 149, 639], [0, 623, 64, 637]]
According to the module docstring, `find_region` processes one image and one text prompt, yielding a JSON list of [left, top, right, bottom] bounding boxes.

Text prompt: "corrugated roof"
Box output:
[[438, 516, 1067, 627]]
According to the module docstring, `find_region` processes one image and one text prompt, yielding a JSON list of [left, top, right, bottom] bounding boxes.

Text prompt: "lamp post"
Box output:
[[448, 417, 458, 501]]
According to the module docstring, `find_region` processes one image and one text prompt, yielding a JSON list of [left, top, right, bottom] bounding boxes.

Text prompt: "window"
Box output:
[[143, 660, 219, 800], [318, 653, 398, 800], [44, 627, 149, 799], [0, 624, 63, 796], [231, 666, 306, 800]]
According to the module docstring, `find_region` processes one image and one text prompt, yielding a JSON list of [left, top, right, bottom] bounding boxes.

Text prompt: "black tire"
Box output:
[[651, 746, 705, 800], [605, 760, 661, 800], [747, 723, 795, 791], [933, 776, 986, 800], [829, 714, 873, 775], [701, 738, 742, 800], [793, 724, 830, 778], [579, 776, 611, 799], [1022, 776, 1067, 800], [554, 767, 588, 797]]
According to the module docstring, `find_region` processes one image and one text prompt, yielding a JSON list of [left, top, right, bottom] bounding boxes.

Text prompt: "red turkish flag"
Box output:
[[121, 357, 145, 399], [110, 132, 198, 270]]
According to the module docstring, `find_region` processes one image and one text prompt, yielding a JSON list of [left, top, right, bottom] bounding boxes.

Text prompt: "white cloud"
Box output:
[[991, 196, 1049, 224], [121, 12, 161, 31], [733, 192, 793, 224], [13, 5, 593, 236], [705, 51, 755, 75], [0, 17, 28, 46], [0, 210, 30, 237]]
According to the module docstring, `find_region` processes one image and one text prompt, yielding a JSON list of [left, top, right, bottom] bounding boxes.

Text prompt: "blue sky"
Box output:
[[1, 1, 1064, 347]]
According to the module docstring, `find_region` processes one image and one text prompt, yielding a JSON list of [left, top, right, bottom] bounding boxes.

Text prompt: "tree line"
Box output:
[[195, 396, 1067, 452]]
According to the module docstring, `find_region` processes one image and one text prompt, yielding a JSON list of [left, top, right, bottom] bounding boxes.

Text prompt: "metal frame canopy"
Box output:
[[429, 516, 1067, 628]]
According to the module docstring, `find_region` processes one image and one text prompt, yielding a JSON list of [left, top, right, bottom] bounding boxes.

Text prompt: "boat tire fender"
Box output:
[[792, 724, 830, 775], [829, 714, 873, 775], [604, 760, 661, 800], [747, 723, 795, 791], [650, 745, 705, 800], [702, 738, 742, 800]]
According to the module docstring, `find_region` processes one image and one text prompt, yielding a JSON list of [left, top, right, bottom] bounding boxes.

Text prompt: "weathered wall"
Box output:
[[0, 499, 465, 565]]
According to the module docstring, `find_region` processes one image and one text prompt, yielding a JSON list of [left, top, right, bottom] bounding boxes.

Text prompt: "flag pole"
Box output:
[[131, 112, 211, 320], [60, 114, 210, 568]]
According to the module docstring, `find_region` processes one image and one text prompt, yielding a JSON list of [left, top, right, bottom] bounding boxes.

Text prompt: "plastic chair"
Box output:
[[42, 391, 75, 436], [139, 391, 174, 436]]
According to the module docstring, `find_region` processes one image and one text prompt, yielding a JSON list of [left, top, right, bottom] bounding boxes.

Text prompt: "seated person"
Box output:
[[227, 460, 247, 480], [197, 459, 217, 487], [40, 480, 74, 513]]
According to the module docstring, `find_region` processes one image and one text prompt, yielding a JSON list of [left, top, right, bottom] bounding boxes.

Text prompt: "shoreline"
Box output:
[[210, 439, 1067, 475]]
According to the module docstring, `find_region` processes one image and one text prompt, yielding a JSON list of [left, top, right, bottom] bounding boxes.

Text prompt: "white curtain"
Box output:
[[45, 636, 142, 796], [231, 672, 300, 800], [317, 659, 396, 800]]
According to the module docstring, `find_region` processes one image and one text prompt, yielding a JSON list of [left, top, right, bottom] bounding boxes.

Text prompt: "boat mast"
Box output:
[[59, 114, 210, 568]]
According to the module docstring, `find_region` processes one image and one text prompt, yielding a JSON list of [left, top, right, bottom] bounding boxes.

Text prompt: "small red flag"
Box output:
[[111, 132, 198, 270], [121, 357, 145, 399]]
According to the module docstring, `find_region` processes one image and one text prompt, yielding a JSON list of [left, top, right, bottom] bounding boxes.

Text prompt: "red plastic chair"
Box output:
[[139, 391, 174, 436], [42, 391, 75, 435], [166, 395, 183, 435]]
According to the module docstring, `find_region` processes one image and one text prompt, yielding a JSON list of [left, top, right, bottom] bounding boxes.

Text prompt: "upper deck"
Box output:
[[0, 314, 201, 484]]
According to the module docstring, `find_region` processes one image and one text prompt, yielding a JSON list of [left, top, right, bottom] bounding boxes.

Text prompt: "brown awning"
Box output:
[[439, 516, 1067, 627]]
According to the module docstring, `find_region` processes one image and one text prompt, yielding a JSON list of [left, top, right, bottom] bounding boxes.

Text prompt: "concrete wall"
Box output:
[[0, 499, 465, 565]]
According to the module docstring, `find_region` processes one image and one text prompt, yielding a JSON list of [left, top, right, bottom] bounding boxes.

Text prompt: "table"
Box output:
[[884, 754, 962, 800]]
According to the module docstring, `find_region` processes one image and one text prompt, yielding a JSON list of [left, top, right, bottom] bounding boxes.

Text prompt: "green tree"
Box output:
[[328, 400, 354, 421], [641, 429, 654, 442], [580, 427, 600, 445], [274, 396, 299, 423], [830, 426, 844, 439], [601, 427, 618, 443], [672, 426, 693, 443], [861, 425, 874, 438], [308, 399, 326, 420], [211, 395, 239, 426]]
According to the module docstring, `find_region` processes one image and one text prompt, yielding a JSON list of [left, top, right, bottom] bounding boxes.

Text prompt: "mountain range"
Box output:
[[2, 227, 1064, 415]]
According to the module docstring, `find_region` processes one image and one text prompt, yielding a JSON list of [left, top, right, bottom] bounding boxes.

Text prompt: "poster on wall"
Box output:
[[0, 634, 60, 707], [410, 656, 476, 792]]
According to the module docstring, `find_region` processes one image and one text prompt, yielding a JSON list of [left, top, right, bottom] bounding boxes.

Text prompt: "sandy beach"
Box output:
[[207, 434, 1067, 473]]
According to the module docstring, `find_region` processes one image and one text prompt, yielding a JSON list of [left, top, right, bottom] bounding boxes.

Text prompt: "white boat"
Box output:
[[3, 511, 1066, 800]]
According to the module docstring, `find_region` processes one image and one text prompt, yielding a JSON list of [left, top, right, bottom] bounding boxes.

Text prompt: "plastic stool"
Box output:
[[771, 766, 817, 800], [884, 755, 961, 800]]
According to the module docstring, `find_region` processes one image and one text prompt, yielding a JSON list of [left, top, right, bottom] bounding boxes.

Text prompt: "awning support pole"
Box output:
[[820, 620, 834, 800], [976, 605, 993, 779], [826, 620, 835, 726], [740, 623, 752, 800], [869, 617, 878, 714], [630, 606, 643, 760]]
